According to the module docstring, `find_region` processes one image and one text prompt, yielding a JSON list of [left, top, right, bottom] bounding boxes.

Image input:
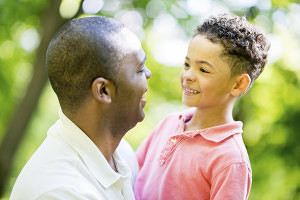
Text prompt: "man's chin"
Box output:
[[137, 110, 145, 122]]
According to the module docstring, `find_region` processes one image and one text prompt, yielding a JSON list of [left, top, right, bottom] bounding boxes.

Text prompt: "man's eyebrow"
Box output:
[[138, 55, 147, 68], [185, 56, 214, 69]]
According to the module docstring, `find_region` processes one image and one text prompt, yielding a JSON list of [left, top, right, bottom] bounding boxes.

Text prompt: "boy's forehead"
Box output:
[[188, 35, 223, 58], [187, 34, 231, 72]]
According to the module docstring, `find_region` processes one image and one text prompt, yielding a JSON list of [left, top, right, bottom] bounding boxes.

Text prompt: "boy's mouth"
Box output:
[[184, 87, 200, 94]]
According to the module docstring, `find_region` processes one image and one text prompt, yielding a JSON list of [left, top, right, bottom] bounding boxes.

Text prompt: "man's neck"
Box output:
[[64, 106, 123, 169]]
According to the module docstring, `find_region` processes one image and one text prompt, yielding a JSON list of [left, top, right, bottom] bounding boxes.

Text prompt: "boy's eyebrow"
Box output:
[[185, 56, 214, 69]]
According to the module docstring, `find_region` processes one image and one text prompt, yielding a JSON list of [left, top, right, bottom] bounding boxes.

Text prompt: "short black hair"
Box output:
[[195, 13, 270, 84], [46, 16, 125, 110]]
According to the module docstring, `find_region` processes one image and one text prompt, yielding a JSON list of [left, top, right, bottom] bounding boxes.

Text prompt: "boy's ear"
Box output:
[[91, 77, 113, 104], [231, 74, 251, 97]]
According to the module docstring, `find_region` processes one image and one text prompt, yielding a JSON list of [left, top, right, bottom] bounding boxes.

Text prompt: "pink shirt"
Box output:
[[135, 109, 252, 200]]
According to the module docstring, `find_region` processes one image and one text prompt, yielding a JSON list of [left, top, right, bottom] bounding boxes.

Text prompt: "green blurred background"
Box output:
[[1, 0, 300, 199]]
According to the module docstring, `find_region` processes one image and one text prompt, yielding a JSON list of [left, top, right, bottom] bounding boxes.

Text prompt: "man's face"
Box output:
[[112, 29, 152, 128]]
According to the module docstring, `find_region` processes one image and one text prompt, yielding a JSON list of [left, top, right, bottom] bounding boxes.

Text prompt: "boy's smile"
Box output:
[[183, 86, 200, 95], [180, 34, 237, 110]]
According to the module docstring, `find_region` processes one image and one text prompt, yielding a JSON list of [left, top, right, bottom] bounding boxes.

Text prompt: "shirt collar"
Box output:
[[56, 109, 130, 188], [177, 108, 243, 143]]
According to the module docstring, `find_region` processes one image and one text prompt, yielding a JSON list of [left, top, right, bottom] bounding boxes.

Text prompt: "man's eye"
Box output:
[[200, 67, 209, 73], [138, 68, 145, 73]]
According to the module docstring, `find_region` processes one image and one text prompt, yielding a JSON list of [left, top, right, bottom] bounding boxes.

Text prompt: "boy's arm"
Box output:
[[210, 162, 252, 200]]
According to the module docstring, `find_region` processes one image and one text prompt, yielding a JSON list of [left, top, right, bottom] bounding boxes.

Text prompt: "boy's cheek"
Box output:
[[179, 73, 184, 84]]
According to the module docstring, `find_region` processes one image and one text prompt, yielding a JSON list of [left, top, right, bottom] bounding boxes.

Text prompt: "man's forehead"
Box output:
[[114, 28, 141, 52]]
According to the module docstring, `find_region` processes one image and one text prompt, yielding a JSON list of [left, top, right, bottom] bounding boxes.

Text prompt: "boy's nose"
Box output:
[[182, 69, 196, 82]]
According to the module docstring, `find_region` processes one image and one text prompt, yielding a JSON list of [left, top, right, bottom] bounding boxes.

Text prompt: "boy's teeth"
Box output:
[[185, 87, 199, 94], [142, 93, 146, 98]]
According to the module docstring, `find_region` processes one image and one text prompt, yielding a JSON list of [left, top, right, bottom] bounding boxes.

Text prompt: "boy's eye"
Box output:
[[200, 67, 209, 73], [184, 63, 190, 68]]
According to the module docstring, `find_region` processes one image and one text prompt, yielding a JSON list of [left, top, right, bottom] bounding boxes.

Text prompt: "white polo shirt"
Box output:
[[10, 110, 138, 200]]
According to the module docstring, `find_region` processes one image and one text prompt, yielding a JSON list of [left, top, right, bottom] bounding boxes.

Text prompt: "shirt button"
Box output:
[[171, 138, 177, 143]]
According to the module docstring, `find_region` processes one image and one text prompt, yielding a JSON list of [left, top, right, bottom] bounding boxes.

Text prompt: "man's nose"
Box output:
[[145, 66, 152, 79]]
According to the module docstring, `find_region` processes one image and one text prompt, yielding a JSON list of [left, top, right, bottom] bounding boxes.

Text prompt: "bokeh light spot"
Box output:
[[59, 0, 80, 19], [83, 0, 104, 14], [20, 29, 40, 52]]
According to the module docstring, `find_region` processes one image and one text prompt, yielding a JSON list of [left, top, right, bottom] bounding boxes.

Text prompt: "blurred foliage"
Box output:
[[1, 0, 300, 199]]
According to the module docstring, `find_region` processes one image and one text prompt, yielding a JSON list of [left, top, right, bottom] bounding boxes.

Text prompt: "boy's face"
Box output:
[[180, 34, 238, 110]]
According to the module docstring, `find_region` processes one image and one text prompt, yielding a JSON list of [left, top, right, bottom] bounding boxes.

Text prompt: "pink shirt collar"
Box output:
[[176, 109, 243, 143]]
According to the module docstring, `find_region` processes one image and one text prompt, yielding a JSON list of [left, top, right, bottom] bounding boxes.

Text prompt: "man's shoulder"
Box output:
[[10, 156, 96, 200], [10, 134, 91, 200], [11, 184, 99, 200], [34, 187, 96, 200]]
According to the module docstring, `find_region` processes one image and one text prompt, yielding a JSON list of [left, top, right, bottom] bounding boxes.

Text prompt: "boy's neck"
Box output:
[[185, 104, 235, 131]]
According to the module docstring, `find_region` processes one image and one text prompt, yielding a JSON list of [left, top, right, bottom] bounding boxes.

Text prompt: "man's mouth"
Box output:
[[141, 90, 147, 108]]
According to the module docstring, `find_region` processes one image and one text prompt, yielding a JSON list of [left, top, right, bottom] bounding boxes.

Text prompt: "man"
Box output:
[[10, 16, 151, 200]]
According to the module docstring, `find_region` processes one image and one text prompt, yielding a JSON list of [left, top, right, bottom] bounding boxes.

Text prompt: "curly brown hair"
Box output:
[[195, 13, 270, 84]]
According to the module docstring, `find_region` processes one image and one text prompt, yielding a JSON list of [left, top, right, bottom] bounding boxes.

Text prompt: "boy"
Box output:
[[134, 13, 270, 200]]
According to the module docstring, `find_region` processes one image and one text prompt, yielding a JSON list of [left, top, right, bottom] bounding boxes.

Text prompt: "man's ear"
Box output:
[[231, 74, 251, 97], [91, 77, 113, 104]]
